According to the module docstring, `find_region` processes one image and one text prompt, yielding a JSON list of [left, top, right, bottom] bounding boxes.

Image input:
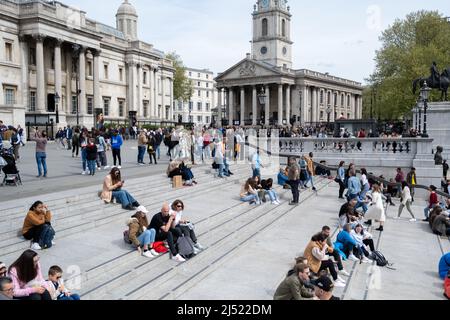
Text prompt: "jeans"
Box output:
[[23, 223, 55, 249], [156, 145, 161, 159], [360, 183, 370, 199], [112, 190, 137, 208], [241, 194, 260, 203], [252, 168, 261, 179], [137, 229, 156, 247], [355, 198, 368, 214], [218, 161, 230, 177], [58, 294, 81, 301], [81, 148, 87, 171], [35, 152, 47, 177], [97, 151, 107, 167], [112, 148, 121, 166], [306, 175, 315, 189], [87, 160, 96, 175], [288, 180, 300, 203], [266, 189, 278, 202], [155, 229, 179, 256], [318, 259, 338, 281], [72, 143, 79, 157], [137, 146, 146, 164], [176, 225, 197, 244]]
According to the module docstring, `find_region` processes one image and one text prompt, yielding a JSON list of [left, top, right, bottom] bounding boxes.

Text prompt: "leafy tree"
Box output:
[[364, 11, 450, 120], [165, 52, 194, 103]]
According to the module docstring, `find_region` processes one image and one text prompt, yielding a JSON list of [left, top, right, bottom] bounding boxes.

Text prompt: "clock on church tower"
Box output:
[[252, 0, 293, 68]]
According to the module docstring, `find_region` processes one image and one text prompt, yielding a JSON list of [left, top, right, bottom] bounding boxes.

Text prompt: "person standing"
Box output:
[[66, 125, 73, 151], [443, 160, 449, 180], [287, 157, 300, 206], [147, 132, 158, 165], [137, 129, 148, 165], [111, 130, 123, 168], [96, 132, 108, 170], [252, 150, 263, 179], [397, 182, 417, 222], [305, 152, 316, 191], [155, 128, 163, 160], [72, 128, 80, 158], [395, 168, 405, 197], [80, 131, 88, 175], [86, 138, 98, 176], [406, 167, 417, 202], [10, 127, 21, 161], [337, 161, 346, 199], [31, 129, 48, 178], [364, 184, 386, 231]]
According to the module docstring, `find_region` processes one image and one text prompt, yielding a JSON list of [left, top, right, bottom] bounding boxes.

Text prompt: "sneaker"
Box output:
[[289, 201, 299, 206], [142, 251, 154, 258], [334, 280, 346, 288], [104, 166, 110, 170], [118, 166, 122, 169], [193, 247, 200, 255], [97, 167, 101, 171], [337, 276, 346, 283], [339, 269, 350, 277], [409, 218, 417, 222], [30, 243, 42, 250], [172, 254, 186, 263], [361, 257, 371, 263], [150, 249, 159, 256], [348, 254, 359, 262], [271, 201, 278, 205], [81, 171, 86, 175], [52, 241, 56, 246], [194, 243, 205, 250]]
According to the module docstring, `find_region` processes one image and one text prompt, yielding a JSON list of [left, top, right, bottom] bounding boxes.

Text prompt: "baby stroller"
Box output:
[[0, 149, 22, 186]]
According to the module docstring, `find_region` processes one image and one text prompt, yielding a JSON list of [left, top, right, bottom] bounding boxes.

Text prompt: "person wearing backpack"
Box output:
[[126, 209, 158, 258], [147, 132, 158, 165], [85, 138, 98, 176], [72, 128, 80, 158]]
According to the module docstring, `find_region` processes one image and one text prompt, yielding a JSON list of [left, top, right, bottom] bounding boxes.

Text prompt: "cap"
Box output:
[[136, 206, 149, 214], [312, 276, 334, 292]]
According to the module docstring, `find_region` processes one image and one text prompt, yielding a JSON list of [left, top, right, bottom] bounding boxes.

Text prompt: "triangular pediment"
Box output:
[[215, 58, 283, 82]]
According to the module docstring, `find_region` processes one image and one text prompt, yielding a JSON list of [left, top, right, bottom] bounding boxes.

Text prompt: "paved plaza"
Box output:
[[0, 141, 448, 300]]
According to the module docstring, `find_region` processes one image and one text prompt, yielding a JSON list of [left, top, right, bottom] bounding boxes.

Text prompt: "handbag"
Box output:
[[152, 241, 169, 254]]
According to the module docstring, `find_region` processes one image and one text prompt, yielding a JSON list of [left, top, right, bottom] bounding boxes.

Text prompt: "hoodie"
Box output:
[[111, 134, 123, 150]]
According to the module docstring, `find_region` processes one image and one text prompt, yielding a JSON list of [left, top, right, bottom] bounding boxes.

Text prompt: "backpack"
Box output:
[[176, 235, 195, 259], [123, 230, 132, 245], [370, 250, 394, 268]]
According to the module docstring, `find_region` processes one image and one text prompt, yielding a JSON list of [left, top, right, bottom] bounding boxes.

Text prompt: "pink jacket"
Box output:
[[9, 262, 48, 297]]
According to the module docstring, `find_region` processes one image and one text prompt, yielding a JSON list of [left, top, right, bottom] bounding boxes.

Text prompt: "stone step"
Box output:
[[0, 170, 250, 259], [81, 179, 330, 300]]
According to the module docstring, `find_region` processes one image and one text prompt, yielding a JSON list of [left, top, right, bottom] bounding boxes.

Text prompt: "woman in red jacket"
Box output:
[[423, 185, 439, 222]]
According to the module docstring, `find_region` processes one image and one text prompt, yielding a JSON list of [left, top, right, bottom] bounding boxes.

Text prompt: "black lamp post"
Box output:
[[55, 92, 60, 124], [257, 87, 266, 126], [420, 81, 431, 138], [299, 90, 302, 125], [72, 44, 81, 126]]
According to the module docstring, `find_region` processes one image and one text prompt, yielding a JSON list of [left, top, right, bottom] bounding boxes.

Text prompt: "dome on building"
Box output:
[[116, 0, 137, 17]]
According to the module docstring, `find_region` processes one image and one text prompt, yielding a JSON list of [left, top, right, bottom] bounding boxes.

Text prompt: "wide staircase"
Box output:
[[0, 163, 447, 300]]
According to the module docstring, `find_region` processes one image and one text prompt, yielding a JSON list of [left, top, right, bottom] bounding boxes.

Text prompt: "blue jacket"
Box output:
[[111, 135, 123, 150], [66, 128, 73, 139], [336, 230, 357, 248], [338, 167, 345, 181], [439, 253, 450, 280], [347, 176, 361, 196]]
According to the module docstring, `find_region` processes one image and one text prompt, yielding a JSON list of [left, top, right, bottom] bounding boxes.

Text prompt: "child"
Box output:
[[86, 138, 98, 176], [46, 266, 80, 301]]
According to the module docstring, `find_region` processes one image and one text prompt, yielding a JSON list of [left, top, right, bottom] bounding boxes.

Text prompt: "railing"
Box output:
[[278, 137, 434, 156]]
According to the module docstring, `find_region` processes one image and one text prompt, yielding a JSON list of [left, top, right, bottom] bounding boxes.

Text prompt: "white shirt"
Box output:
[[361, 174, 369, 186]]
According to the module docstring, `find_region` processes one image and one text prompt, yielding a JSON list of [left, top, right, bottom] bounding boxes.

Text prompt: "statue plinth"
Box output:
[[414, 101, 450, 151]]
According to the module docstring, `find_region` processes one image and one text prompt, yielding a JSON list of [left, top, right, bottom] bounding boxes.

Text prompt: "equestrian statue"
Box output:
[[413, 62, 450, 101]]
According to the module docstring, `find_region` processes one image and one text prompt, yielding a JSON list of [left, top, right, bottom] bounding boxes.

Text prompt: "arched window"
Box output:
[[327, 92, 331, 105], [262, 18, 268, 37], [347, 94, 351, 107], [320, 90, 324, 104], [334, 93, 338, 106], [282, 19, 286, 37]]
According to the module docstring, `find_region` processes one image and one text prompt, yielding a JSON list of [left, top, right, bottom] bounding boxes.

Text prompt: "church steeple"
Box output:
[[252, 0, 293, 68]]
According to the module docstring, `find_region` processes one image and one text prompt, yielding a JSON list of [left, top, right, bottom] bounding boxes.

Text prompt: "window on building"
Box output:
[[206, 83, 209, 88], [341, 94, 344, 106], [127, 19, 132, 34], [198, 90, 201, 97], [119, 68, 123, 82], [158, 105, 161, 118], [320, 90, 324, 105], [72, 95, 78, 115], [198, 102, 202, 111], [87, 96, 93, 115], [282, 19, 286, 37], [104, 64, 109, 79], [143, 71, 147, 85], [206, 74, 209, 79], [189, 71, 192, 77], [189, 101, 193, 111], [320, 111, 324, 120], [198, 81, 201, 87], [206, 103, 210, 111], [103, 97, 110, 116], [334, 112, 337, 120], [143, 101, 148, 118], [327, 92, 331, 105], [206, 116, 210, 124], [178, 101, 183, 111], [4, 87, 15, 105], [198, 73, 201, 78], [334, 93, 338, 106], [206, 91, 209, 98], [72, 59, 78, 73], [347, 113, 350, 119], [29, 91, 36, 112], [197, 116, 202, 123], [118, 100, 124, 117], [87, 61, 93, 77], [5, 42, 12, 62], [29, 47, 36, 66], [347, 95, 351, 107], [189, 115, 193, 123], [262, 18, 268, 36]]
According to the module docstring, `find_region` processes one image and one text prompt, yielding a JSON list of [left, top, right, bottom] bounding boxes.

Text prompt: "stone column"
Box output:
[[286, 85, 291, 127], [240, 87, 245, 125], [302, 86, 308, 125], [169, 78, 174, 121], [265, 85, 270, 126], [311, 87, 317, 123], [137, 64, 142, 117], [217, 88, 223, 126], [161, 74, 166, 120], [78, 46, 86, 115], [149, 66, 155, 118], [229, 88, 234, 125], [93, 50, 101, 113], [65, 50, 72, 114], [278, 84, 283, 126], [19, 36, 29, 110], [252, 86, 257, 126], [54, 39, 63, 110], [34, 34, 46, 112], [127, 61, 135, 114]]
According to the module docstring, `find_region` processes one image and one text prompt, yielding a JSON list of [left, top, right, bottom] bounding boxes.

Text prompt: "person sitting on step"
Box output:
[[127, 208, 159, 258], [46, 266, 80, 300], [240, 178, 261, 205], [170, 200, 204, 254], [350, 224, 374, 263], [273, 263, 315, 300], [261, 178, 281, 205], [101, 167, 140, 210], [22, 201, 55, 251]]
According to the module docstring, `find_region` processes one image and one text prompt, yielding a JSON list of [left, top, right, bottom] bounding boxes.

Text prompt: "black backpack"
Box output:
[[370, 250, 395, 269]]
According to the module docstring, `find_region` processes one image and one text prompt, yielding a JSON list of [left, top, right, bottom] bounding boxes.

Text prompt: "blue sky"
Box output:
[[62, 0, 450, 84]]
